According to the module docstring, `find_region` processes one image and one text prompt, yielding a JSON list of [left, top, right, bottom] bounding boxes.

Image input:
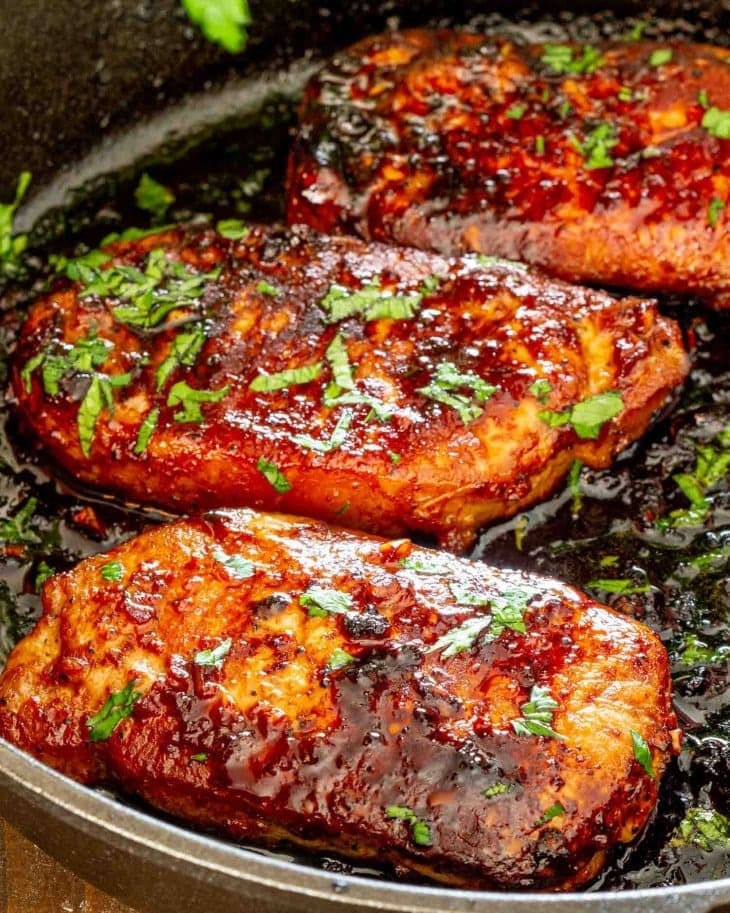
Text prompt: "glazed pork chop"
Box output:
[[12, 224, 687, 551], [287, 31, 730, 305], [0, 508, 680, 890]]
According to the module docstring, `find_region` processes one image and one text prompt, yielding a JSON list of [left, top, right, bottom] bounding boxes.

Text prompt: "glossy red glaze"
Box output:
[[11, 224, 688, 551], [287, 31, 730, 304], [0, 509, 679, 890]]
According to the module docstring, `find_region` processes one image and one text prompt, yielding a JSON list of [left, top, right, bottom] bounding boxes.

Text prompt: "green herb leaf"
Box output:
[[649, 49, 673, 67], [417, 361, 496, 424], [24, 332, 113, 397], [630, 729, 655, 778], [194, 637, 233, 667], [679, 634, 730, 667], [385, 806, 432, 846], [134, 407, 160, 455], [326, 647, 355, 671], [541, 391, 623, 440], [301, 586, 353, 617], [190, 753, 209, 763], [75, 248, 218, 331], [702, 107, 730, 140], [506, 104, 527, 120], [155, 324, 207, 391], [34, 561, 55, 592], [211, 546, 254, 579], [291, 409, 353, 454], [181, 0, 251, 53], [671, 807, 730, 852], [541, 44, 604, 76], [400, 554, 452, 575], [534, 135, 546, 156], [698, 89, 710, 108], [323, 387, 394, 423], [617, 86, 634, 102], [320, 279, 424, 325], [216, 218, 250, 239], [568, 459, 583, 514], [708, 197, 726, 228], [484, 782, 514, 798], [134, 173, 175, 220], [535, 802, 565, 827], [586, 578, 651, 596], [325, 332, 355, 391], [249, 361, 322, 393], [78, 372, 133, 457], [256, 457, 291, 493], [255, 280, 280, 296], [511, 685, 563, 740], [0, 171, 31, 279], [0, 498, 40, 546], [101, 561, 124, 582], [87, 680, 141, 742], [628, 20, 650, 40], [529, 379, 552, 404], [475, 254, 529, 272], [570, 123, 619, 170], [167, 380, 230, 423], [427, 615, 493, 659]]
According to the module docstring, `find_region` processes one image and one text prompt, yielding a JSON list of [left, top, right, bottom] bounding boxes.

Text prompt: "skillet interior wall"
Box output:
[[0, 0, 727, 195]]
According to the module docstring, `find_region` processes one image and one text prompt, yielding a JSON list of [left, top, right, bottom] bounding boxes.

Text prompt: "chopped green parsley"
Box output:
[[256, 457, 292, 493], [216, 218, 250, 240], [416, 361, 496, 424], [87, 680, 141, 742], [326, 647, 355, 672], [535, 802, 566, 827], [101, 561, 124, 582], [702, 106, 730, 140], [300, 586, 353, 617], [249, 362, 322, 393], [194, 638, 233, 667], [630, 729, 655, 778], [167, 380, 230, 423], [671, 807, 730, 852], [211, 546, 254, 579], [134, 173, 175, 220], [569, 123, 619, 169], [708, 197, 726, 228], [649, 49, 673, 67], [155, 324, 207, 391], [506, 104, 527, 120], [539, 391, 623, 439], [528, 379, 552, 404], [134, 407, 160, 455], [181, 0, 251, 53], [0, 170, 31, 279], [483, 782, 514, 799], [385, 806, 432, 846], [291, 409, 353, 454], [320, 280, 423, 325], [586, 578, 651, 596], [541, 44, 604, 76], [511, 685, 563, 740], [0, 498, 40, 546]]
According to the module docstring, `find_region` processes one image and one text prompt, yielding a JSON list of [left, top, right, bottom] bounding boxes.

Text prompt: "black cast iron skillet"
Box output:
[[0, 1, 729, 911]]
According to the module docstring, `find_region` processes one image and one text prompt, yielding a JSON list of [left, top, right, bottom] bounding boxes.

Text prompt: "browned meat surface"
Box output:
[[0, 509, 680, 890], [287, 31, 730, 305], [11, 224, 687, 551]]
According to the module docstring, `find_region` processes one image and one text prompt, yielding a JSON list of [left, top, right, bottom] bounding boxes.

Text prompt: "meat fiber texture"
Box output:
[[0, 509, 680, 890], [12, 224, 688, 551], [287, 31, 730, 306]]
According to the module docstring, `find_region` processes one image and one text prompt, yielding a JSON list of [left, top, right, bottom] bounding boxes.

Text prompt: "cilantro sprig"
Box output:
[[569, 123, 619, 170], [658, 427, 730, 530], [539, 391, 623, 439], [671, 807, 730, 852], [300, 586, 353, 617], [541, 44, 604, 76], [134, 173, 175, 221], [194, 638, 233, 667], [417, 361, 496, 424], [0, 498, 41, 546], [427, 588, 532, 658], [0, 171, 31, 280], [511, 685, 563, 740], [87, 680, 141, 742], [385, 806, 432, 847], [181, 0, 251, 53]]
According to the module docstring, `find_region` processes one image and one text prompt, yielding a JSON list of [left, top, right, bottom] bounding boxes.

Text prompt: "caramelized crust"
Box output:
[[11, 225, 687, 551], [287, 31, 730, 304], [0, 509, 679, 890]]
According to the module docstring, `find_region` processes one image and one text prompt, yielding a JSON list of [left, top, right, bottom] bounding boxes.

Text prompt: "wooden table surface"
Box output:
[[0, 823, 138, 913]]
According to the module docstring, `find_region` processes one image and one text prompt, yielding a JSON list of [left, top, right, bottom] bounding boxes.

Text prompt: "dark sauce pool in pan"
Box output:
[[0, 6, 728, 892]]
